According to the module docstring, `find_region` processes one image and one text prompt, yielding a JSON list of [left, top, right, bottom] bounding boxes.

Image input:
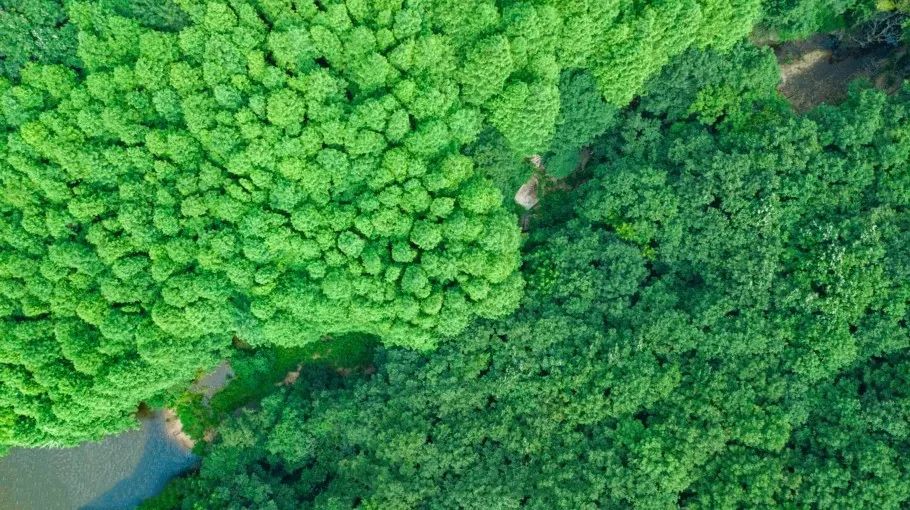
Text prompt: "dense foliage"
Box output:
[[0, 0, 189, 81], [6, 1, 910, 508], [760, 0, 910, 39], [0, 0, 760, 448], [0, 0, 79, 80], [145, 45, 910, 508]]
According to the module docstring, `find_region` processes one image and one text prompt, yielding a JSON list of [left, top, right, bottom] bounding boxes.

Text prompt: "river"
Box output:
[[0, 411, 197, 510]]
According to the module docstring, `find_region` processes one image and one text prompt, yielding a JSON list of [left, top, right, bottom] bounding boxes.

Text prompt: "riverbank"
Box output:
[[166, 335, 377, 449], [162, 409, 195, 451]]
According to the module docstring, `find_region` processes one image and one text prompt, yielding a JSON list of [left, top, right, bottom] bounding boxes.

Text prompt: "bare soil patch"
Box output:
[[775, 34, 903, 112]]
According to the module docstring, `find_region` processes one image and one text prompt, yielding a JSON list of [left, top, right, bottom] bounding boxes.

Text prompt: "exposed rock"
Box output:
[[515, 174, 540, 210]]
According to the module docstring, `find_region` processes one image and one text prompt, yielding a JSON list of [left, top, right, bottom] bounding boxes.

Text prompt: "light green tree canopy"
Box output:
[[0, 0, 763, 448]]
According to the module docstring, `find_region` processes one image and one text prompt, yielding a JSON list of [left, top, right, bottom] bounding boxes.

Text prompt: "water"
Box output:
[[0, 411, 198, 510]]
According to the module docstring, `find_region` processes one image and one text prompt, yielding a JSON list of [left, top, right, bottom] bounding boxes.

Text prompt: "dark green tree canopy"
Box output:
[[144, 60, 910, 508], [0, 0, 79, 80]]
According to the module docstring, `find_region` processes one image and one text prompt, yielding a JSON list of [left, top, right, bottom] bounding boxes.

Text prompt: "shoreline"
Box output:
[[162, 409, 196, 451]]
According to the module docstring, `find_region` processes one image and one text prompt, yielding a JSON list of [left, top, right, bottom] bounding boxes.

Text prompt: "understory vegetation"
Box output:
[[1, 0, 910, 509]]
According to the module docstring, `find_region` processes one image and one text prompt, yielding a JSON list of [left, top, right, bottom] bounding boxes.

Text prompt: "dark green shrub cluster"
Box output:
[[0, 0, 79, 80], [761, 0, 862, 37]]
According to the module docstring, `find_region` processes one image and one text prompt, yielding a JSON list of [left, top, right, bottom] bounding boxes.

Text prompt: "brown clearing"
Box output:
[[774, 34, 904, 112]]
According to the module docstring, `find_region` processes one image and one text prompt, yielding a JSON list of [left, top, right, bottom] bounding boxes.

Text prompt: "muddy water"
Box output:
[[0, 411, 197, 510]]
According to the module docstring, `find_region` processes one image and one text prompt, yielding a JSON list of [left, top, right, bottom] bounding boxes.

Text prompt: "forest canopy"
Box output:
[[145, 43, 910, 509], [0, 0, 761, 448], [2, 2, 910, 510]]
